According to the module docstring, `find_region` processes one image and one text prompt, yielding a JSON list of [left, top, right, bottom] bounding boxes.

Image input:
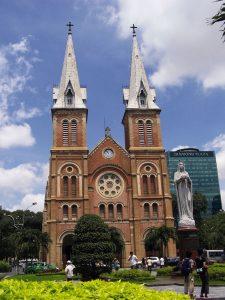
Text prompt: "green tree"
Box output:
[[11, 228, 51, 260], [211, 0, 225, 41], [198, 210, 225, 249], [193, 192, 208, 226], [145, 225, 177, 257], [72, 214, 113, 280], [0, 208, 50, 261]]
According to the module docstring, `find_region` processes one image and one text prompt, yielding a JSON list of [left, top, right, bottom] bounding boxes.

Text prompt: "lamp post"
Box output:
[[4, 202, 37, 229], [4, 202, 37, 273]]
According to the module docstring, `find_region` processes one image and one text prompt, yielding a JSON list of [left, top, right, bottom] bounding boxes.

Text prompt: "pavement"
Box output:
[[145, 274, 225, 300]]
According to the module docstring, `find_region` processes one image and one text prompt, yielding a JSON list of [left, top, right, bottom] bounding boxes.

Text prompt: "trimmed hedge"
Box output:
[[157, 266, 174, 276], [0, 279, 190, 299], [0, 261, 10, 272], [197, 263, 225, 281], [103, 269, 155, 282]]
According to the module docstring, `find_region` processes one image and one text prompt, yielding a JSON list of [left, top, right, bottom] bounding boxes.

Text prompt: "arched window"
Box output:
[[71, 120, 77, 145], [71, 205, 77, 219], [63, 205, 68, 219], [143, 175, 148, 195], [71, 176, 76, 196], [117, 204, 123, 220], [150, 175, 156, 194], [99, 204, 105, 219], [63, 176, 68, 197], [108, 204, 114, 220], [62, 120, 69, 145], [139, 89, 146, 107], [144, 203, 150, 219], [66, 88, 73, 106], [138, 120, 145, 145], [152, 203, 158, 219], [146, 120, 153, 145]]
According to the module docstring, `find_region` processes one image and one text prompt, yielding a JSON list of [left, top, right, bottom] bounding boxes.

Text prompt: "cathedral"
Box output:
[[43, 24, 176, 268]]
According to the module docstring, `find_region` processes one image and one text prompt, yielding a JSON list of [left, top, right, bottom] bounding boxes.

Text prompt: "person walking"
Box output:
[[128, 251, 138, 269], [160, 257, 165, 268], [65, 260, 75, 281], [181, 251, 194, 299], [195, 249, 209, 298], [146, 257, 152, 272], [141, 257, 146, 269]]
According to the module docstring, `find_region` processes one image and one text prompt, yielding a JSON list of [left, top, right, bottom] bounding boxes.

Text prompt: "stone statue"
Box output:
[[174, 161, 195, 227]]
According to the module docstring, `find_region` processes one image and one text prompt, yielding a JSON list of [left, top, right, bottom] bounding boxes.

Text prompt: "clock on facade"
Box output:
[[103, 148, 114, 159]]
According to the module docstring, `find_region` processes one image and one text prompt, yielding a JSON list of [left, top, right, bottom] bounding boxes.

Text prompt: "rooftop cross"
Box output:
[[105, 126, 111, 137], [130, 24, 137, 36], [67, 21, 74, 34]]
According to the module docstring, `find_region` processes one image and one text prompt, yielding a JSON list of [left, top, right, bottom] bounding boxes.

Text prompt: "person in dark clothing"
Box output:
[[195, 249, 209, 298]]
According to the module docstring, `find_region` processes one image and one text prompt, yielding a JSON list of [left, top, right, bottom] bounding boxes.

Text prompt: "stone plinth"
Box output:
[[177, 227, 199, 260]]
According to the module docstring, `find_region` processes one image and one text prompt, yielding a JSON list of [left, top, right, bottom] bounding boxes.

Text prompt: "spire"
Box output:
[[123, 26, 159, 110], [53, 23, 87, 109]]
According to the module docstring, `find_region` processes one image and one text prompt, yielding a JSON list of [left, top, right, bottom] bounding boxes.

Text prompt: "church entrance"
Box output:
[[109, 227, 125, 267], [62, 234, 74, 267]]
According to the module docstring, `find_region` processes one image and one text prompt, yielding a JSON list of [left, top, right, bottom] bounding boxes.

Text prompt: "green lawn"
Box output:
[[7, 273, 67, 282]]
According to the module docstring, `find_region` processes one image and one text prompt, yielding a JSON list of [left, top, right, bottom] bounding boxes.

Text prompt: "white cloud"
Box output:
[[0, 123, 35, 148], [10, 193, 44, 213], [0, 162, 48, 212], [0, 162, 48, 194], [221, 190, 225, 210], [101, 0, 225, 89], [0, 36, 40, 125], [204, 134, 225, 210], [171, 145, 192, 151], [13, 103, 42, 121], [9, 37, 29, 54], [204, 134, 225, 180]]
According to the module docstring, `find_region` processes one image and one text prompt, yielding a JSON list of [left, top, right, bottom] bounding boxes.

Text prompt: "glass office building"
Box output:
[[166, 148, 222, 215]]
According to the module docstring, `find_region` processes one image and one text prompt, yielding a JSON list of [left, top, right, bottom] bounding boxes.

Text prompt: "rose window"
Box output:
[[97, 173, 123, 198]]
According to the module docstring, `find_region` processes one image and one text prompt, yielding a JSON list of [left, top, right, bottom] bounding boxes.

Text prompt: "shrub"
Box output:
[[194, 263, 225, 281], [0, 279, 190, 299], [157, 266, 174, 276], [101, 269, 155, 282], [0, 260, 11, 272], [72, 214, 113, 280]]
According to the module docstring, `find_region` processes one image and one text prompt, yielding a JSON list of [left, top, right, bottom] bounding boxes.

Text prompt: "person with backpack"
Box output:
[[181, 251, 194, 298], [195, 249, 209, 298]]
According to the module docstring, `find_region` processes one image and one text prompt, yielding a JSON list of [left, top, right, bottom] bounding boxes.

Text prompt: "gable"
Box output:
[[88, 137, 130, 176]]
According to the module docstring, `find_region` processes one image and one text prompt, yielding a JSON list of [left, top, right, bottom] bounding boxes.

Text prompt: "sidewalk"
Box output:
[[145, 276, 225, 300]]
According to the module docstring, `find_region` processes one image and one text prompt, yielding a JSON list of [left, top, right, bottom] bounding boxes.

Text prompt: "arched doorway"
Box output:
[[62, 234, 74, 267], [109, 227, 125, 267]]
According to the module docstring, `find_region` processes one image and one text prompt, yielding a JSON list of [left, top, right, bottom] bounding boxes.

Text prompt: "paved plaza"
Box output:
[[146, 284, 225, 299]]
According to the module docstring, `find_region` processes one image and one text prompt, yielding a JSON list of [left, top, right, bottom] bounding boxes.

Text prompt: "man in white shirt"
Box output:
[[128, 251, 138, 269], [147, 257, 152, 272], [160, 257, 165, 268], [65, 260, 75, 281]]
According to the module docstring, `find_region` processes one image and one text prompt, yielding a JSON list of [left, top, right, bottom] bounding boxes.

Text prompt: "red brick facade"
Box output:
[[42, 32, 176, 268]]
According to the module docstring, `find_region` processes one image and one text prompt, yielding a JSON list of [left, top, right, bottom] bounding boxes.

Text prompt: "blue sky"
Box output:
[[0, 0, 225, 212]]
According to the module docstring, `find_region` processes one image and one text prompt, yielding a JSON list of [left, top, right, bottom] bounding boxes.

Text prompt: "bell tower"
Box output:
[[122, 26, 176, 258], [43, 23, 89, 267]]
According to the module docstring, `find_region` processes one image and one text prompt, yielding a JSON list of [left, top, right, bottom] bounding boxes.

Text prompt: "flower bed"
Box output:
[[0, 279, 190, 299]]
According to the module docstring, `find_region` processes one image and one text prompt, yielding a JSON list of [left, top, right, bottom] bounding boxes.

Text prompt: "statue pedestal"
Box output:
[[177, 227, 199, 260]]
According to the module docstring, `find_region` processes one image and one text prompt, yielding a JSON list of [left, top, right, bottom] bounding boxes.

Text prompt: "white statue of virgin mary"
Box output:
[[174, 161, 195, 227]]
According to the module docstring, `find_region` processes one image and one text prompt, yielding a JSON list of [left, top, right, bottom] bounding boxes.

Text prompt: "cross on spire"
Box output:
[[67, 21, 74, 34], [105, 126, 111, 137], [130, 24, 137, 36]]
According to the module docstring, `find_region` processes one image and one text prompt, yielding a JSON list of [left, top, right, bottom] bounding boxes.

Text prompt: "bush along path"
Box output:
[[0, 279, 190, 300]]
